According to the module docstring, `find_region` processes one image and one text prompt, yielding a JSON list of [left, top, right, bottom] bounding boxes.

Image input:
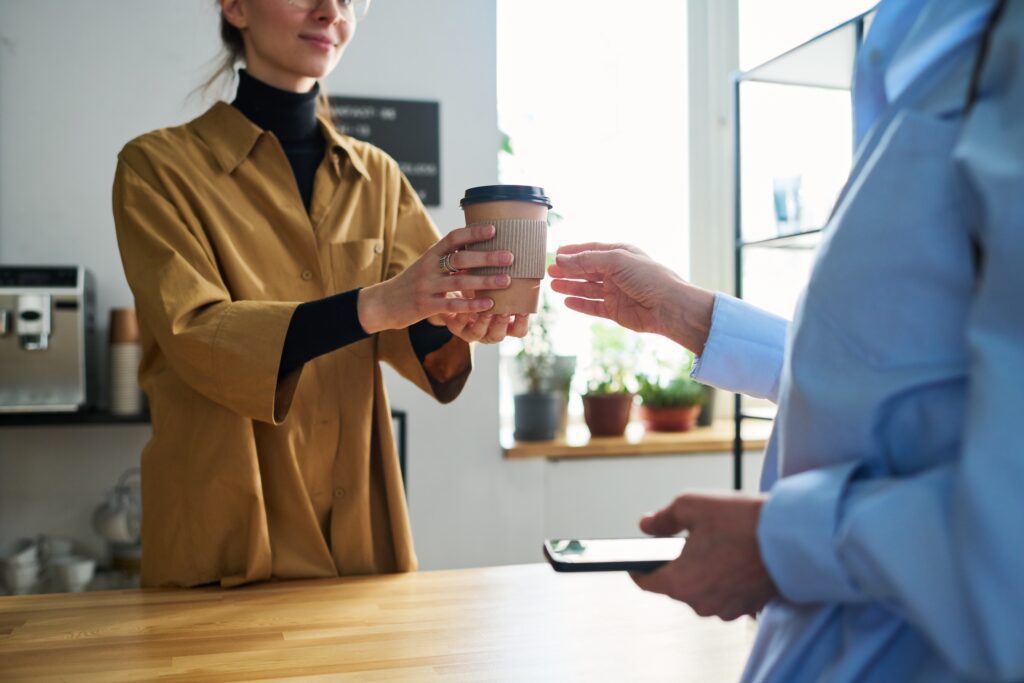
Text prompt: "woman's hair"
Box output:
[[195, 6, 335, 120], [192, 12, 245, 103]]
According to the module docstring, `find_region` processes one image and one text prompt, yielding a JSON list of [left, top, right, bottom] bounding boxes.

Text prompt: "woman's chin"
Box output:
[[294, 58, 341, 82]]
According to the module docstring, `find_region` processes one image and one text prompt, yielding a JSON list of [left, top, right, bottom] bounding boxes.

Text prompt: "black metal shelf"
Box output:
[[730, 11, 870, 490], [0, 409, 151, 428]]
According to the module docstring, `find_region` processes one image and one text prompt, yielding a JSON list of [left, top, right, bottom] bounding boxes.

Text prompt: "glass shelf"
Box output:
[[739, 11, 867, 90], [739, 407, 777, 422], [738, 228, 823, 249]]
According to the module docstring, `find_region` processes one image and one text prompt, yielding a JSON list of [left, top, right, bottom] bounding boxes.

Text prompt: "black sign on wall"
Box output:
[[328, 96, 441, 207]]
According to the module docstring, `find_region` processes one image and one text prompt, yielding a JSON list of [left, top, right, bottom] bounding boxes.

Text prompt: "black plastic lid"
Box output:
[[460, 185, 552, 209]]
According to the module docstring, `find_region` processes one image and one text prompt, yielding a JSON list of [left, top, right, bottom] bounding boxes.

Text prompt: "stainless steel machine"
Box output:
[[0, 266, 97, 412]]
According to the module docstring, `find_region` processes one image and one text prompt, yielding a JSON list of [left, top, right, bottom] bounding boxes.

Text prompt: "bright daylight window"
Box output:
[[496, 0, 689, 427]]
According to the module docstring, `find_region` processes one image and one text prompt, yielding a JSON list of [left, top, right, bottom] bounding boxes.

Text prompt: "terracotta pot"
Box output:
[[639, 404, 702, 432], [582, 393, 635, 437]]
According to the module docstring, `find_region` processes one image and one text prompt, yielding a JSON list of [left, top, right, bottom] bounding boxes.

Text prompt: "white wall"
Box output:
[[0, 1, 755, 572], [0, 0, 229, 560]]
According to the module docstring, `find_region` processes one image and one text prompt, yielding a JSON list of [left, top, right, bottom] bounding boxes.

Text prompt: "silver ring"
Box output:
[[439, 252, 458, 275]]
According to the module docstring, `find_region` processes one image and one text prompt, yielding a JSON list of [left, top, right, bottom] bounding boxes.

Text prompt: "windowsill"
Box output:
[[502, 418, 772, 460]]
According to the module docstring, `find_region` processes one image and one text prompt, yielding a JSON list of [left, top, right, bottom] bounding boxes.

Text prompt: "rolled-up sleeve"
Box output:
[[690, 293, 789, 402], [113, 151, 298, 424]]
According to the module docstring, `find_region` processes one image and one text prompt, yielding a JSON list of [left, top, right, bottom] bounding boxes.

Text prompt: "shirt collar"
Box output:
[[191, 101, 371, 181], [317, 112, 371, 181], [883, 0, 998, 102]]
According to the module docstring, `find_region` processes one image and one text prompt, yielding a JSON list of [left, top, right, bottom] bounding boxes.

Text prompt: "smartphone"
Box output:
[[543, 537, 685, 573]]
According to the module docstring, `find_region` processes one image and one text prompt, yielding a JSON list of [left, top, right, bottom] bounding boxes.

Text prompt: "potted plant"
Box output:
[[581, 324, 636, 437], [511, 296, 575, 441], [636, 369, 706, 432]]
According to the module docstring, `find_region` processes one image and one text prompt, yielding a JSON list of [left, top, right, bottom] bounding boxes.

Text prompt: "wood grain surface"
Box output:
[[0, 564, 756, 681], [503, 419, 771, 459]]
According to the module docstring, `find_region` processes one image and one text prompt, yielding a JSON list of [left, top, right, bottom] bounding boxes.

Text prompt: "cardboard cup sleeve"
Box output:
[[464, 219, 548, 277]]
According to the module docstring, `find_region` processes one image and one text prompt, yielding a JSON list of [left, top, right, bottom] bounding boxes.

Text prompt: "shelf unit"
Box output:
[[731, 11, 872, 490]]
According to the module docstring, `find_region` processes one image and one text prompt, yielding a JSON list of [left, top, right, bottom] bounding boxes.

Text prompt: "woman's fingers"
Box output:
[[449, 249, 513, 270], [445, 312, 487, 342], [457, 313, 493, 342], [438, 296, 494, 314], [550, 278, 605, 300], [482, 315, 512, 343], [507, 314, 529, 338], [433, 224, 496, 257], [432, 273, 510, 295], [443, 313, 471, 337]]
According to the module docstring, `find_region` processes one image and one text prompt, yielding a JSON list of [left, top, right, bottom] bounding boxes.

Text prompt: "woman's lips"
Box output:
[[300, 35, 335, 51]]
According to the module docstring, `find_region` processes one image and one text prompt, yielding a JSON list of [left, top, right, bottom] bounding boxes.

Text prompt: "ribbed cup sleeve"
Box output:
[[465, 219, 547, 278]]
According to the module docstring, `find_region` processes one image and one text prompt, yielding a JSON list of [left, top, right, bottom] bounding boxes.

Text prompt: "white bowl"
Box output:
[[38, 534, 75, 562], [3, 561, 39, 594], [50, 556, 96, 593], [0, 539, 39, 567]]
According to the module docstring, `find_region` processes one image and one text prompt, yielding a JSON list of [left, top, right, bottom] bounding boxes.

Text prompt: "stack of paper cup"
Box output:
[[109, 308, 143, 416]]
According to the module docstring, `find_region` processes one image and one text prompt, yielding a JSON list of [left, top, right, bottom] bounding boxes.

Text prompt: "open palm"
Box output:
[[548, 243, 682, 338]]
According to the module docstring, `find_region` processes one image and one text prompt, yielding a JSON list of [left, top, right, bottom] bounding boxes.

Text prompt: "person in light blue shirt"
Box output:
[[548, 0, 1023, 680]]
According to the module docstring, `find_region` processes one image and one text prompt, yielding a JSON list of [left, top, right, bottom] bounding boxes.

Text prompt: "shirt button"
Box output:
[[301, 269, 313, 281], [334, 487, 346, 500], [373, 243, 383, 254]]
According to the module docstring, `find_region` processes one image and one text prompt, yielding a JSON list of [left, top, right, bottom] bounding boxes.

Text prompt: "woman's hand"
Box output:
[[357, 224, 514, 334], [443, 311, 530, 344], [630, 492, 778, 621], [548, 242, 716, 355]]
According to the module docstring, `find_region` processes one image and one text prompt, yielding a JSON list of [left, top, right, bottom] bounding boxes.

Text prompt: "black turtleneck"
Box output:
[[233, 69, 324, 211], [230, 70, 453, 381]]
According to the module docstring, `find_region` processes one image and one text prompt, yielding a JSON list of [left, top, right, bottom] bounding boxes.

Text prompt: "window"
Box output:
[[497, 0, 689, 420]]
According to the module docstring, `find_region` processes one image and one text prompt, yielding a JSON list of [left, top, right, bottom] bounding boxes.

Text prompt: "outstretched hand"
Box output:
[[547, 242, 715, 354]]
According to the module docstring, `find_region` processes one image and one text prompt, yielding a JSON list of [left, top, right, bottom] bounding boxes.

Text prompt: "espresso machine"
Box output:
[[0, 266, 97, 412]]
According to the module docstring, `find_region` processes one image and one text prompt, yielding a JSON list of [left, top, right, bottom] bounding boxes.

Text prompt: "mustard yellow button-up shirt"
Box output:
[[112, 101, 470, 588]]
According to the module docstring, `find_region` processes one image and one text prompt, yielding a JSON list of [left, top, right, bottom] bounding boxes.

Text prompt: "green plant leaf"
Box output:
[[500, 130, 515, 156]]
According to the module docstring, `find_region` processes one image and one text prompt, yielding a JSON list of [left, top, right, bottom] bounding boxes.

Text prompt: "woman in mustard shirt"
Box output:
[[112, 0, 523, 587]]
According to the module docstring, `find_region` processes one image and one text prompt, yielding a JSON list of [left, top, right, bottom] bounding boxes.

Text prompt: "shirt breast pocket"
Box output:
[[331, 238, 384, 290], [803, 109, 973, 370]]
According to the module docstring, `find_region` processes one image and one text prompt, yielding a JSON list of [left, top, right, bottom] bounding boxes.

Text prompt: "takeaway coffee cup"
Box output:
[[460, 185, 552, 315]]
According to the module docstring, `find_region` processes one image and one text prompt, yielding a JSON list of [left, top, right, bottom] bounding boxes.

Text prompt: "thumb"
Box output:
[[640, 495, 698, 537]]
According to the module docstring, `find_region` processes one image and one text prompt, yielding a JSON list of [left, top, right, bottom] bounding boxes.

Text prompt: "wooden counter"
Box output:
[[0, 564, 756, 681]]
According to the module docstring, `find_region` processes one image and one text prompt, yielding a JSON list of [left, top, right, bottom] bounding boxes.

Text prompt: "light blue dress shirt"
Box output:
[[691, 0, 1024, 680]]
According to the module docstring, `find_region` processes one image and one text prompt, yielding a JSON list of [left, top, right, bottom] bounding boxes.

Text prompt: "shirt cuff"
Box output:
[[758, 461, 864, 604], [690, 293, 788, 401], [409, 319, 454, 363]]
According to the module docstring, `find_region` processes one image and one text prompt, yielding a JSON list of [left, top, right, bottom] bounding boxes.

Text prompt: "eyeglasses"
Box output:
[[286, 0, 371, 21]]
